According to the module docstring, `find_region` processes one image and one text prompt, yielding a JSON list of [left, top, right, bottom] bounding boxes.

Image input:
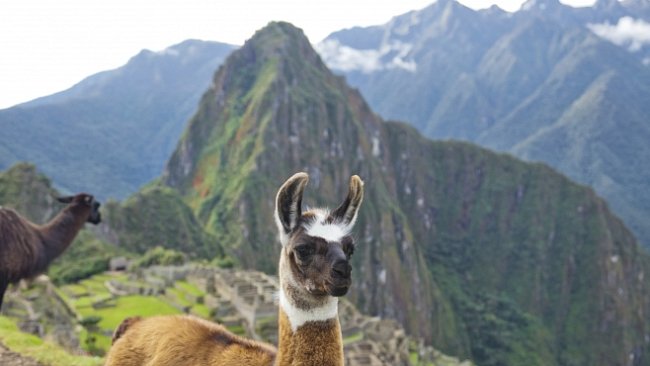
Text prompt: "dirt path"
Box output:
[[0, 343, 44, 366]]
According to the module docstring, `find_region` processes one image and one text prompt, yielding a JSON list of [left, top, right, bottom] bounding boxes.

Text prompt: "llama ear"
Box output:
[[332, 175, 364, 228], [275, 172, 309, 243], [56, 196, 74, 204]]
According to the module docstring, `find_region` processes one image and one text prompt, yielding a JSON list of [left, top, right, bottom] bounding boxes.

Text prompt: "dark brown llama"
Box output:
[[0, 193, 101, 308]]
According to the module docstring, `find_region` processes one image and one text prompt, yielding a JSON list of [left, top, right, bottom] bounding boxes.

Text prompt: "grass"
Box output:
[[61, 284, 88, 298], [79, 295, 181, 355], [59, 274, 118, 314], [191, 304, 212, 318], [0, 316, 103, 366], [165, 287, 192, 307], [77, 274, 120, 294], [226, 324, 246, 336], [410, 351, 419, 365], [342, 331, 363, 345], [57, 272, 213, 356], [176, 281, 203, 297], [58, 272, 185, 355], [91, 296, 180, 331]]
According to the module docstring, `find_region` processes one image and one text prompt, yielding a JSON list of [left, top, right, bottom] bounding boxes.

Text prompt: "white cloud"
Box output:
[[316, 39, 384, 73], [588, 17, 650, 52], [316, 39, 417, 74], [157, 47, 180, 57]]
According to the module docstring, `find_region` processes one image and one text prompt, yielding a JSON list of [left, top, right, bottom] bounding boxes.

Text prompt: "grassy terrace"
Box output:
[[0, 316, 103, 366], [176, 280, 203, 297], [343, 331, 363, 345], [46, 271, 263, 355], [48, 272, 228, 355], [82, 296, 181, 353]]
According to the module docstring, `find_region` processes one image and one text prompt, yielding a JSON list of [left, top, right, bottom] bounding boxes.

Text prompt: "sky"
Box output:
[[0, 0, 596, 109]]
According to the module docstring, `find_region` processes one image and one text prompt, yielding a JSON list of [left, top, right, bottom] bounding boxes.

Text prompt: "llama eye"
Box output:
[[343, 243, 355, 257], [341, 237, 355, 257], [294, 245, 314, 261]]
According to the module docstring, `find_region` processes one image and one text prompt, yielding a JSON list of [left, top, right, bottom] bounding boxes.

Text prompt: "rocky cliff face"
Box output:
[[162, 22, 650, 365]]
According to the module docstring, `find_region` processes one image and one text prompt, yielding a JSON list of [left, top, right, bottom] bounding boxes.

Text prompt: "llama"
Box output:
[[0, 193, 101, 308], [105, 172, 364, 366]]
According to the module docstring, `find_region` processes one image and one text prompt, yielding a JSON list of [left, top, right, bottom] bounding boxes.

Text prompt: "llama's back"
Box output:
[[0, 208, 44, 282], [105, 315, 277, 366]]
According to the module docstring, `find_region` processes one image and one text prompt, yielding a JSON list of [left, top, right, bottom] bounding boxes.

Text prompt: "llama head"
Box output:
[[275, 172, 364, 306], [57, 193, 102, 225]]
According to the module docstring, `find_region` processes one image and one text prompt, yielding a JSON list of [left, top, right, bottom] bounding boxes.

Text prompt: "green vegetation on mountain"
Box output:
[[48, 231, 123, 285], [130, 246, 187, 268], [162, 22, 650, 365], [101, 184, 222, 260]]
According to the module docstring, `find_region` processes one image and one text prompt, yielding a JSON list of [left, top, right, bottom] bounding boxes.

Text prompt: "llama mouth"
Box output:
[[328, 286, 349, 297], [88, 212, 102, 225], [307, 289, 329, 297]]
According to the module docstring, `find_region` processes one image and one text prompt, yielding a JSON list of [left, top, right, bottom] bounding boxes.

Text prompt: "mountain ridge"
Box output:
[[319, 0, 650, 249], [0, 40, 236, 200]]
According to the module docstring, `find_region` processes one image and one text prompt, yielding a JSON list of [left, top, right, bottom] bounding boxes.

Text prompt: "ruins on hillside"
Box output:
[[3, 264, 472, 366]]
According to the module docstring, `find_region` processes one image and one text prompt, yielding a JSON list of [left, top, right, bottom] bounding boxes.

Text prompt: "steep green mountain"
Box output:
[[0, 40, 235, 200], [163, 22, 650, 365], [318, 0, 650, 249], [101, 184, 222, 259]]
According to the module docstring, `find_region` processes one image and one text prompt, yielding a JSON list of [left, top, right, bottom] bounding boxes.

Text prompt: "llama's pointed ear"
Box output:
[[332, 175, 364, 228], [56, 196, 74, 204], [275, 172, 309, 244]]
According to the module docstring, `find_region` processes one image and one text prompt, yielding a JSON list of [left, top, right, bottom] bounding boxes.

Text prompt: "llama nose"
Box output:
[[332, 260, 351, 278]]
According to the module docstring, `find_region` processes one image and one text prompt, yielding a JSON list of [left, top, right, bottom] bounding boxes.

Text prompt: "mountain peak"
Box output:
[[244, 21, 313, 58], [420, 0, 472, 18], [520, 0, 562, 11], [219, 21, 327, 84], [485, 4, 506, 13], [164, 20, 356, 195]]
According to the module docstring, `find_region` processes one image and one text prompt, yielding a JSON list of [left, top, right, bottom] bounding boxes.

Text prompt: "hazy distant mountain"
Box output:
[[318, 0, 650, 248], [162, 22, 650, 365], [0, 40, 235, 199]]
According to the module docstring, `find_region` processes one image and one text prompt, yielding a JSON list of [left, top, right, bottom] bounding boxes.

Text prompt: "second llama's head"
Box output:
[[57, 193, 102, 225], [275, 172, 364, 305]]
